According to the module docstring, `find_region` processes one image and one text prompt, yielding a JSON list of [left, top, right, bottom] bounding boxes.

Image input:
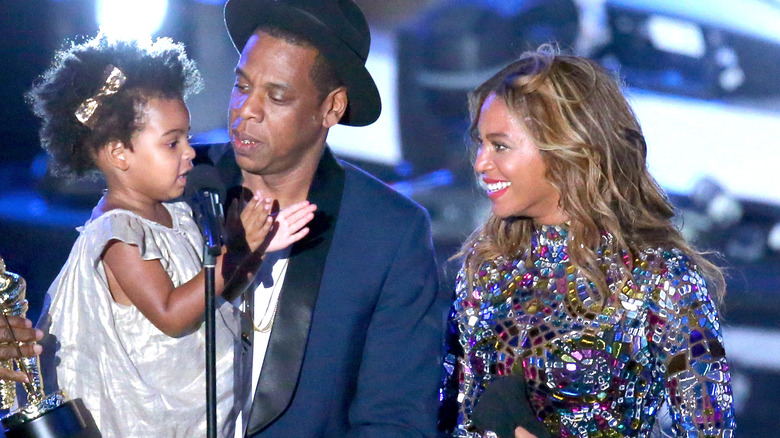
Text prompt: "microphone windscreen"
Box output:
[[185, 163, 226, 202], [185, 163, 226, 253]]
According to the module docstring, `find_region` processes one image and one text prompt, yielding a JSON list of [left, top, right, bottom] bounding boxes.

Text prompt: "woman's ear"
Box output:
[[102, 141, 130, 171], [322, 86, 348, 128]]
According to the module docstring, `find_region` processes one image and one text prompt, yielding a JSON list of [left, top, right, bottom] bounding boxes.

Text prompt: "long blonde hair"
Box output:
[[458, 46, 725, 302]]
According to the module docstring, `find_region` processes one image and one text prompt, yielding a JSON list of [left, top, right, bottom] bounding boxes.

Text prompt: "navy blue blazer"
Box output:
[[201, 144, 448, 437]]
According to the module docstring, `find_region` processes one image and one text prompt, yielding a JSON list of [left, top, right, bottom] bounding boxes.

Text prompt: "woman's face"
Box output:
[[473, 93, 567, 224]]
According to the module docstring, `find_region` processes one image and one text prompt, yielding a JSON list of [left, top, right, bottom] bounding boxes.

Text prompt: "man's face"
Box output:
[[228, 31, 330, 178]]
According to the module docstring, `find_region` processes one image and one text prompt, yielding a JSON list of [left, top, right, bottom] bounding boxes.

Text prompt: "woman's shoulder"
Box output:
[[633, 246, 717, 310], [634, 246, 700, 279], [455, 247, 521, 303]]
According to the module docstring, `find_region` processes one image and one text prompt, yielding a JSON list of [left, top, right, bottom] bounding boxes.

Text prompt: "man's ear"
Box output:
[[103, 141, 130, 171], [322, 86, 348, 128]]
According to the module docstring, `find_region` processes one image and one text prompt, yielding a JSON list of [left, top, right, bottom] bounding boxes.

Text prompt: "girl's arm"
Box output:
[[102, 197, 315, 337]]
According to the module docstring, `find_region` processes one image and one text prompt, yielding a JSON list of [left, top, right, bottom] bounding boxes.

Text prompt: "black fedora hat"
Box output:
[[224, 0, 382, 127]]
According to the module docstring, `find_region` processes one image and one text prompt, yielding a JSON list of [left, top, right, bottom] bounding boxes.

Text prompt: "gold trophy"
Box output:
[[0, 256, 100, 437]]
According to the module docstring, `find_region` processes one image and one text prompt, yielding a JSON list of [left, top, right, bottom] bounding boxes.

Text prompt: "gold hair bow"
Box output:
[[74, 64, 127, 128]]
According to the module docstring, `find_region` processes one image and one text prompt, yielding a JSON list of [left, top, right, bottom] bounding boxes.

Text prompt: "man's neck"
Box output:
[[240, 149, 323, 209]]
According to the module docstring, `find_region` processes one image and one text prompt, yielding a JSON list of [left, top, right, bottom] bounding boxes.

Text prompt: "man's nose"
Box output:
[[233, 93, 264, 122]]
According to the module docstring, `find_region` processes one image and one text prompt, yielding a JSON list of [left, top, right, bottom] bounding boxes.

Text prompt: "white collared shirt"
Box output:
[[234, 248, 290, 438]]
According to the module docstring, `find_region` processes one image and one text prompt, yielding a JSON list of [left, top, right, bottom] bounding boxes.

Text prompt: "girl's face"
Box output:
[[124, 97, 194, 202], [473, 93, 567, 224]]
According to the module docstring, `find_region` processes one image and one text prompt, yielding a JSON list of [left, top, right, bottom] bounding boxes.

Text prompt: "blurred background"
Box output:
[[1, 0, 778, 435]]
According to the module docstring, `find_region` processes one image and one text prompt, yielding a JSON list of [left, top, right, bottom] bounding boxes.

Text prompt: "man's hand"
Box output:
[[0, 315, 43, 383]]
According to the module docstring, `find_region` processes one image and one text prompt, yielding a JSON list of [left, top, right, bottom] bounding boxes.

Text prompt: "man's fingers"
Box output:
[[0, 368, 30, 383], [3, 315, 33, 329], [0, 324, 43, 343], [0, 342, 41, 360]]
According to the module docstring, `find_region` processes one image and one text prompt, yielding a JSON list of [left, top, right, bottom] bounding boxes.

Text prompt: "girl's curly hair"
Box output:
[[27, 34, 202, 179]]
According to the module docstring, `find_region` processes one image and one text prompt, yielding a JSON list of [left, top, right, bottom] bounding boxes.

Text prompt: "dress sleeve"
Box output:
[[86, 211, 167, 262], [450, 259, 496, 438], [652, 250, 736, 436]]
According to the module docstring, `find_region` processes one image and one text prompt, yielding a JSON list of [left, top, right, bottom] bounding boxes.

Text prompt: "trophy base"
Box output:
[[2, 398, 100, 438]]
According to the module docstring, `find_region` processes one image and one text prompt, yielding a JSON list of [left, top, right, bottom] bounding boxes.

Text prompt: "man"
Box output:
[[199, 0, 449, 436]]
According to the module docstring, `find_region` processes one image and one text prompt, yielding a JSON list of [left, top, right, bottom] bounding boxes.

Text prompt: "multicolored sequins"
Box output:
[[449, 224, 736, 437]]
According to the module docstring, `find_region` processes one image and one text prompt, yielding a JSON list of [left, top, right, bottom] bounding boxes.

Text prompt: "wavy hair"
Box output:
[[458, 45, 725, 302], [27, 34, 202, 179]]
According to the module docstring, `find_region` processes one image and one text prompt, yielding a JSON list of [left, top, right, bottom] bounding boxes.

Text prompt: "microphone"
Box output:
[[185, 163, 227, 262]]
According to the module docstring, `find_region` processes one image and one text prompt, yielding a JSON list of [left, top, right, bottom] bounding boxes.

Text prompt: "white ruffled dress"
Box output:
[[39, 201, 239, 437]]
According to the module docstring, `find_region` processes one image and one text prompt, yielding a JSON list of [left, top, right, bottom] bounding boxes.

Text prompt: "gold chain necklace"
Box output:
[[251, 258, 289, 333]]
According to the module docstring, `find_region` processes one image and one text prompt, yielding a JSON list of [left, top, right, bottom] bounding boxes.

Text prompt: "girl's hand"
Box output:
[[238, 192, 274, 252], [265, 200, 317, 253]]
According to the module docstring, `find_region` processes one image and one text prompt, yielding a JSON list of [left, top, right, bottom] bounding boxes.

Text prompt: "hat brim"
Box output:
[[225, 0, 381, 126]]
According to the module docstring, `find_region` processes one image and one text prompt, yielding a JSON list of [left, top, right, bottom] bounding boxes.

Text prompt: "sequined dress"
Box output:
[[40, 201, 239, 437], [449, 224, 735, 437]]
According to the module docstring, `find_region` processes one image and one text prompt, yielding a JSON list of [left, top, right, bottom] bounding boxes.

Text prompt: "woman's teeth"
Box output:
[[486, 181, 511, 193]]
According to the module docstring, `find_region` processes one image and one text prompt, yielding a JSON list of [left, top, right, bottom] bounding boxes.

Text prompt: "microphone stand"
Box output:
[[203, 244, 219, 438], [195, 190, 224, 438]]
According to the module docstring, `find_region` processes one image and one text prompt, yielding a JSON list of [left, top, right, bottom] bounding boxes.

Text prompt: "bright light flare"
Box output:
[[96, 0, 168, 40]]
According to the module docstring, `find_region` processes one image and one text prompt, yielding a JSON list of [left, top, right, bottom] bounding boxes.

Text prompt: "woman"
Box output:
[[448, 46, 736, 437]]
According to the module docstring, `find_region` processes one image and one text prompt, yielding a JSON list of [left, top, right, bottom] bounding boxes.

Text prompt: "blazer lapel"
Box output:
[[245, 148, 345, 435]]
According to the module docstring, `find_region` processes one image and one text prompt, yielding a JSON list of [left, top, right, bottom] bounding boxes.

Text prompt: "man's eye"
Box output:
[[269, 94, 286, 103]]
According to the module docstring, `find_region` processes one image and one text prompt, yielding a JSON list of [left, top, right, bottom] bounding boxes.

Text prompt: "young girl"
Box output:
[[29, 35, 315, 437]]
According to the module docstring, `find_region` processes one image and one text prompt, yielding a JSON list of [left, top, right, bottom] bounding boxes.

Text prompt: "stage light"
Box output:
[[598, 0, 780, 98], [726, 225, 766, 263], [691, 177, 743, 229], [768, 222, 780, 252], [96, 0, 168, 40], [646, 15, 705, 59]]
